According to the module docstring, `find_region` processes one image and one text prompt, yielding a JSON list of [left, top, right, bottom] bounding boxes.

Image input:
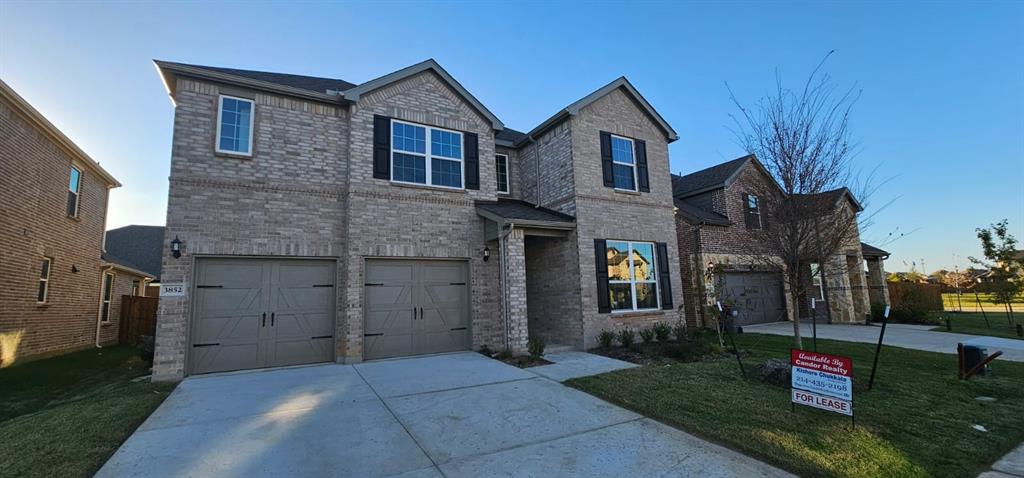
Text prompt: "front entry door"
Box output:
[[364, 260, 470, 360]]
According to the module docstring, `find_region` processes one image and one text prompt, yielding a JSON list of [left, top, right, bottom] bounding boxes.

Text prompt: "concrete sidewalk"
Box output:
[[745, 322, 1024, 362], [98, 352, 791, 478], [980, 443, 1024, 477]]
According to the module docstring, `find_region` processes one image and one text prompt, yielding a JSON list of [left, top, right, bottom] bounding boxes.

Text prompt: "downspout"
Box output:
[[95, 265, 114, 348], [497, 222, 516, 351]]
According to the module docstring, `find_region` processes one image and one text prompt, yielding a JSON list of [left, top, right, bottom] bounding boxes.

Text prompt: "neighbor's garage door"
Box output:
[[364, 260, 470, 360], [189, 258, 335, 375], [722, 272, 787, 326]]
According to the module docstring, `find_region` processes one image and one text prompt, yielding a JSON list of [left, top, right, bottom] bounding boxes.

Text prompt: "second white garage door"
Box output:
[[364, 260, 470, 360]]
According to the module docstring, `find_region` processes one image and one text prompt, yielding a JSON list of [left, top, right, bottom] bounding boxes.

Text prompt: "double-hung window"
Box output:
[[610, 135, 637, 191], [216, 95, 255, 156], [67, 167, 81, 217], [37, 257, 52, 303], [99, 271, 114, 323], [745, 194, 762, 229], [391, 119, 463, 188], [606, 241, 659, 311], [809, 263, 824, 301], [495, 154, 509, 194]]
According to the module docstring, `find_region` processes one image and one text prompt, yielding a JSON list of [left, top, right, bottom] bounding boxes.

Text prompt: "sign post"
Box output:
[[718, 301, 745, 378], [811, 298, 818, 352], [791, 349, 854, 426], [868, 305, 890, 391]]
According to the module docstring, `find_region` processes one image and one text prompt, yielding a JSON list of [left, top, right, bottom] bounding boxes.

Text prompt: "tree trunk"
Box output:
[[1008, 301, 1016, 326], [791, 290, 803, 349]]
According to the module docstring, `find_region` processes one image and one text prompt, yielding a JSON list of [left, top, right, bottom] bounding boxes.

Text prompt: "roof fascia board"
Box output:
[[154, 60, 347, 105], [102, 261, 155, 279], [564, 77, 678, 142], [0, 80, 121, 187], [475, 207, 576, 230], [342, 59, 504, 130]]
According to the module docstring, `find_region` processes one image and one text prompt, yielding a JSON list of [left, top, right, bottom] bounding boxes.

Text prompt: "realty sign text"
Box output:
[[791, 349, 853, 416]]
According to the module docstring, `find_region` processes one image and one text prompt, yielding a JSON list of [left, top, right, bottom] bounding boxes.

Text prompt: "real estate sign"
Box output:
[[791, 349, 853, 417]]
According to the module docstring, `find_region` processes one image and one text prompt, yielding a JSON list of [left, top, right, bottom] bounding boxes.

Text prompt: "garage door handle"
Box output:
[[365, 283, 383, 287], [449, 282, 466, 286], [450, 327, 466, 331], [364, 333, 384, 337], [311, 335, 333, 339], [313, 284, 333, 288], [262, 313, 266, 327], [193, 343, 220, 347], [271, 312, 275, 326]]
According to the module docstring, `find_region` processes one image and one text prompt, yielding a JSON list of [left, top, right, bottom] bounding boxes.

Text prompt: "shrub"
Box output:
[[652, 322, 671, 342], [639, 327, 655, 344], [527, 337, 546, 358], [663, 330, 719, 362], [872, 298, 940, 325], [618, 329, 636, 348], [495, 348, 514, 360], [136, 335, 155, 363], [597, 330, 616, 349], [672, 322, 687, 342], [755, 358, 791, 387], [477, 344, 494, 357]]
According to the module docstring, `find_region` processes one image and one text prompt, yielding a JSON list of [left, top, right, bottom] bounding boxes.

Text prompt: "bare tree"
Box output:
[[728, 52, 867, 348]]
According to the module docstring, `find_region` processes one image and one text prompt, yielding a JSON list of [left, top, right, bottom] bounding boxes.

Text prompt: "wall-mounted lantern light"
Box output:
[[482, 246, 491, 262], [171, 236, 183, 259], [71, 264, 79, 273]]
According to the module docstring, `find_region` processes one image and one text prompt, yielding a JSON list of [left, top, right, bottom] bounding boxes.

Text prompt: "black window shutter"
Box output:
[[465, 132, 479, 190], [599, 131, 614, 188], [635, 139, 650, 192], [594, 239, 611, 313], [656, 242, 673, 310], [372, 115, 390, 180]]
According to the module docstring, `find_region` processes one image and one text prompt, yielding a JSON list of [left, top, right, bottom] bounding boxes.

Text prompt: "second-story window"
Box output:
[[611, 135, 636, 191], [216, 95, 254, 156], [37, 257, 52, 303], [391, 119, 463, 189], [744, 193, 762, 230], [496, 154, 509, 194], [67, 167, 81, 217]]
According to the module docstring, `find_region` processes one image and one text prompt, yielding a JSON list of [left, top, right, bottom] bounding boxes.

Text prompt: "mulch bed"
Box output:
[[477, 349, 553, 368]]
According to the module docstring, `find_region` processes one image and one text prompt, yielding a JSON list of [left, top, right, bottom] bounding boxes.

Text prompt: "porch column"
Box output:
[[504, 228, 529, 353], [847, 253, 871, 322], [825, 254, 857, 323], [866, 258, 890, 306]]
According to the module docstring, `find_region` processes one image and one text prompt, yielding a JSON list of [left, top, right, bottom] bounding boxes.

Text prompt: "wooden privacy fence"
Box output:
[[887, 282, 944, 312], [119, 295, 158, 345]]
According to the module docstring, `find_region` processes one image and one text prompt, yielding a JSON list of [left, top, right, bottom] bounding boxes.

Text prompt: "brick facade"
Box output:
[[0, 82, 119, 366]]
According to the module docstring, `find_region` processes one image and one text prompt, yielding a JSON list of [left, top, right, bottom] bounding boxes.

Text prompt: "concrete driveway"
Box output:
[[746, 322, 1024, 362], [98, 352, 791, 478]]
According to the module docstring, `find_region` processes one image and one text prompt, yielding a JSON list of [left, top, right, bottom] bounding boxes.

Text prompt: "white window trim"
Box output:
[[747, 194, 762, 229], [610, 134, 638, 192], [496, 153, 510, 194], [215, 95, 255, 156], [608, 240, 661, 313], [810, 263, 825, 301], [99, 271, 115, 323], [37, 257, 52, 304], [389, 118, 465, 190], [68, 166, 81, 218]]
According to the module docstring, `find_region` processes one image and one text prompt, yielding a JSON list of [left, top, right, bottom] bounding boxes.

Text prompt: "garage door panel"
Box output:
[[364, 260, 470, 361], [190, 258, 336, 375], [723, 272, 786, 326]]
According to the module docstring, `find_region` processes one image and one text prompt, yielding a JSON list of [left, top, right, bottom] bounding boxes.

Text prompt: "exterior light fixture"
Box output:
[[171, 236, 183, 259], [482, 246, 491, 262]]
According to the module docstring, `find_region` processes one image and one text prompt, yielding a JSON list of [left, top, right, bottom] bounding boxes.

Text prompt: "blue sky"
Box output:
[[2, 1, 1021, 273]]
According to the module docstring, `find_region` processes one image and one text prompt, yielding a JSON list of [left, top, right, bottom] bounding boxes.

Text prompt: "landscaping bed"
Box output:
[[0, 346, 173, 478], [568, 333, 1024, 478]]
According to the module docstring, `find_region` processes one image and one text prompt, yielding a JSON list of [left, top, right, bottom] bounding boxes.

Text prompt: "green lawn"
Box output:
[[0, 346, 174, 478], [568, 334, 1024, 478], [930, 312, 1022, 340], [943, 292, 1024, 312]]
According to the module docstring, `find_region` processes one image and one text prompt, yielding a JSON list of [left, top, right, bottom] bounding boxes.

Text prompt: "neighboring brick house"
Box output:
[[672, 155, 890, 328], [0, 79, 124, 366], [151, 59, 683, 381]]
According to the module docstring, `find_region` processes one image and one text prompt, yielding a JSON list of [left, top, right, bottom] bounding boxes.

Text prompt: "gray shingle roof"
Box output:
[[673, 199, 731, 226], [671, 155, 752, 198], [475, 199, 575, 224], [158, 61, 357, 95], [104, 225, 165, 280], [860, 242, 890, 258], [495, 127, 528, 145]]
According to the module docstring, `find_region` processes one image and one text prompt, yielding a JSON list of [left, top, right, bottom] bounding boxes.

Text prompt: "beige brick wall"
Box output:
[[0, 94, 111, 366], [153, 78, 349, 381], [569, 88, 685, 348]]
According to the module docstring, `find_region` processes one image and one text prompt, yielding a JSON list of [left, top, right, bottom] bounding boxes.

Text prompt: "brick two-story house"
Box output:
[[0, 79, 131, 366], [672, 154, 890, 329], [151, 59, 683, 381]]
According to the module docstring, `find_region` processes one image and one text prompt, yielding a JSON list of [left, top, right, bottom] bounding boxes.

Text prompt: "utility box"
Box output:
[[963, 345, 989, 376]]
